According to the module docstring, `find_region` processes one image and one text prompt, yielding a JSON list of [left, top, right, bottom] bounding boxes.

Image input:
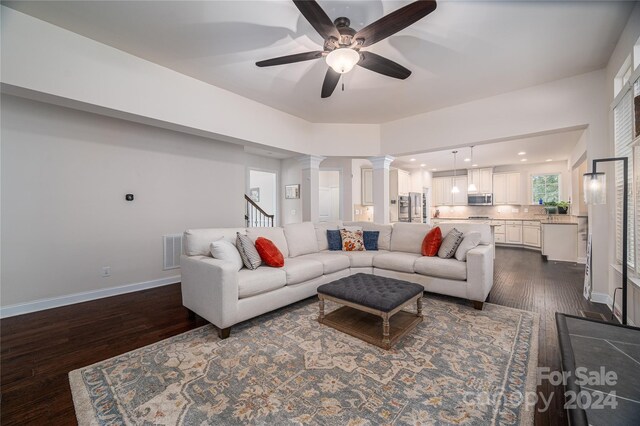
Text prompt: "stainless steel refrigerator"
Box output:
[[409, 192, 423, 223]]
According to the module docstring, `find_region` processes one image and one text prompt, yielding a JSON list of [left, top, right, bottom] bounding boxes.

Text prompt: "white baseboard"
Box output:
[[0, 275, 181, 319]]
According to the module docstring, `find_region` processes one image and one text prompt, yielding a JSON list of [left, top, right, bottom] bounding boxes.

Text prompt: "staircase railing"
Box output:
[[245, 194, 275, 227]]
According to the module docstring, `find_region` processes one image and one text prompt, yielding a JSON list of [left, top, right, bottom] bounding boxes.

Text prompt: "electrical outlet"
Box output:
[[512, 208, 519, 213], [102, 266, 111, 277], [524, 208, 529, 213], [291, 209, 296, 216]]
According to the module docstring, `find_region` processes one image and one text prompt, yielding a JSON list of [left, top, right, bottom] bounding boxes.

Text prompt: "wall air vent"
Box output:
[[163, 234, 183, 270]]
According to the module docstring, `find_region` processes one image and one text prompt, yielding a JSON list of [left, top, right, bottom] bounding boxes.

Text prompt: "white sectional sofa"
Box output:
[[181, 221, 494, 338]]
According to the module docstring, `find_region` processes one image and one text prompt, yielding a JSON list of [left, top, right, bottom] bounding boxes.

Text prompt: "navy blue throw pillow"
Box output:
[[326, 230, 342, 251], [363, 231, 379, 251]]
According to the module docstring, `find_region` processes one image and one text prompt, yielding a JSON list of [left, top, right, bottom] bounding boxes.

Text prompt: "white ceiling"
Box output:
[[4, 1, 633, 123], [393, 129, 583, 171]]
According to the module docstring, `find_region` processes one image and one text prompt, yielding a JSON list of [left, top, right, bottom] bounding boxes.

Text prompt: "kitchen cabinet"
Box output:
[[398, 169, 411, 196], [468, 168, 493, 194], [493, 172, 521, 205], [452, 176, 468, 205], [522, 221, 541, 248], [542, 223, 578, 262], [361, 168, 373, 206], [433, 176, 466, 206], [505, 220, 523, 244]]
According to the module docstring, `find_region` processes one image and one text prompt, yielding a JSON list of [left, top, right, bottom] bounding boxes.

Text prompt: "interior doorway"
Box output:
[[248, 169, 277, 223], [319, 170, 341, 222]]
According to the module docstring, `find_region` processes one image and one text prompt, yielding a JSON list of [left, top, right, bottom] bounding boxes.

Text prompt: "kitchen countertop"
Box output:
[[433, 217, 580, 225]]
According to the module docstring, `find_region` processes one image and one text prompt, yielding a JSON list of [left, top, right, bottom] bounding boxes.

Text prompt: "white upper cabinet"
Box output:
[[468, 168, 493, 194], [493, 172, 521, 205], [433, 176, 466, 206], [398, 169, 411, 196], [479, 168, 493, 193], [361, 168, 373, 205]]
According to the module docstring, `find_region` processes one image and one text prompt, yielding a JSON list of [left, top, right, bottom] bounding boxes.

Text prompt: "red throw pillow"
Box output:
[[254, 237, 284, 267], [421, 227, 443, 257]]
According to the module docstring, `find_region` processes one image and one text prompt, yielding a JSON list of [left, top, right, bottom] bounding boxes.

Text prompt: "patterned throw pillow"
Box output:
[[438, 228, 464, 259], [236, 233, 261, 270], [421, 226, 442, 257], [326, 230, 342, 251], [254, 237, 284, 267], [340, 229, 366, 251], [363, 231, 379, 251]]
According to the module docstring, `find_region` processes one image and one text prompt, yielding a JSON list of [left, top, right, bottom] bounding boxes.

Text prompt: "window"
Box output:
[[614, 85, 635, 270], [531, 174, 560, 204]]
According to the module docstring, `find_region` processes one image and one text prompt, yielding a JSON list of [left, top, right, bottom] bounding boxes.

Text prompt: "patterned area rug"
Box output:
[[70, 297, 539, 425]]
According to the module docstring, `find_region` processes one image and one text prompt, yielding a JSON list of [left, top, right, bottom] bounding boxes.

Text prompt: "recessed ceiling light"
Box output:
[[518, 151, 526, 156], [521, 158, 527, 162], [463, 158, 471, 162], [546, 158, 553, 162], [420, 163, 426, 167], [432, 168, 438, 171], [472, 164, 478, 167], [410, 158, 416, 162]]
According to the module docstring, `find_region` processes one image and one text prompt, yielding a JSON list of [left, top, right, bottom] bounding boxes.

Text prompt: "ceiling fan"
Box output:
[[256, 0, 437, 98]]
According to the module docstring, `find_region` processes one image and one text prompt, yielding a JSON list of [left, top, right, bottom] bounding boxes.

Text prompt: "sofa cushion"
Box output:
[[255, 237, 285, 267], [246, 227, 289, 258], [184, 228, 246, 256], [390, 222, 432, 254], [455, 232, 481, 261], [438, 228, 464, 259], [281, 257, 324, 285], [363, 231, 379, 251], [327, 230, 342, 250], [210, 239, 243, 271], [236, 233, 261, 270], [237, 267, 287, 299], [414, 256, 467, 281], [284, 222, 319, 257], [301, 253, 350, 274], [314, 221, 343, 251], [438, 222, 492, 245], [373, 252, 421, 273], [342, 250, 388, 267], [344, 222, 392, 250], [421, 226, 442, 257]]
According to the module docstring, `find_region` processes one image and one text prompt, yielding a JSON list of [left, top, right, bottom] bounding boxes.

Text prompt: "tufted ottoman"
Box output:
[[317, 273, 424, 349]]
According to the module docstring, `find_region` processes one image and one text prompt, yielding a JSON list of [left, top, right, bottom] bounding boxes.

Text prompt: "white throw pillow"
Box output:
[[454, 232, 482, 261], [210, 238, 243, 271]]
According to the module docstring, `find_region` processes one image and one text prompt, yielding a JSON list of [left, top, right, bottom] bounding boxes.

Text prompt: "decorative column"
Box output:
[[298, 155, 326, 223], [369, 155, 394, 224]]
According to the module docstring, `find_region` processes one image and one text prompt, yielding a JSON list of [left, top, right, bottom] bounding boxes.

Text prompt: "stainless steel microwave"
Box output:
[[468, 194, 493, 206]]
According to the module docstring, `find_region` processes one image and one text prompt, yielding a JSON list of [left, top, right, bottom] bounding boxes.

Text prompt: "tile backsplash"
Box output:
[[431, 205, 553, 219]]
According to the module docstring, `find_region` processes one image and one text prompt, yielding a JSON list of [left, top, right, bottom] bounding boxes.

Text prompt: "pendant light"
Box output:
[[467, 146, 478, 192], [451, 150, 460, 194]]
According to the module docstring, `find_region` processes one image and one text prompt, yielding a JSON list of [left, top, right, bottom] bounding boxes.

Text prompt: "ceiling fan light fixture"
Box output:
[[326, 48, 360, 74]]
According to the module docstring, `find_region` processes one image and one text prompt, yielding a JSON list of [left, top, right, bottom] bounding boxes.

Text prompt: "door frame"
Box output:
[[247, 167, 280, 226]]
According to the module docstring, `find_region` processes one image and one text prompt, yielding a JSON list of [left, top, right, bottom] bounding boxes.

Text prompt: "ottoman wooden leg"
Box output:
[[318, 297, 325, 322], [417, 297, 423, 318], [382, 314, 390, 348]]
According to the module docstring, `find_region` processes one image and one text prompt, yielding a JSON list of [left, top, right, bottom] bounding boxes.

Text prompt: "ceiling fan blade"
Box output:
[[256, 51, 324, 67], [293, 0, 340, 41], [354, 0, 437, 48], [358, 51, 411, 79], [321, 68, 341, 98]]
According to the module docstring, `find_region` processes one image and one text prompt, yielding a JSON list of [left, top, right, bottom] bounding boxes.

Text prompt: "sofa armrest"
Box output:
[[466, 244, 494, 302], [180, 255, 239, 329]]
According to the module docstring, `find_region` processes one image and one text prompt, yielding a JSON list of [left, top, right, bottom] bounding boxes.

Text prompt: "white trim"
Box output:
[[0, 275, 181, 318]]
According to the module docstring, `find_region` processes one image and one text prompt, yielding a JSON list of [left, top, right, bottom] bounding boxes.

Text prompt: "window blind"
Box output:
[[614, 89, 634, 268]]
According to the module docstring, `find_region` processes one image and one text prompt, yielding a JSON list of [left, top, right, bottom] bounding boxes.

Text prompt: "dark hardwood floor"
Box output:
[[1, 247, 611, 425]]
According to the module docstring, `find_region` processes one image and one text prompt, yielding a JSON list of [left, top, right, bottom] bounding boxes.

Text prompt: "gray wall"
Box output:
[[1, 95, 279, 307]]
